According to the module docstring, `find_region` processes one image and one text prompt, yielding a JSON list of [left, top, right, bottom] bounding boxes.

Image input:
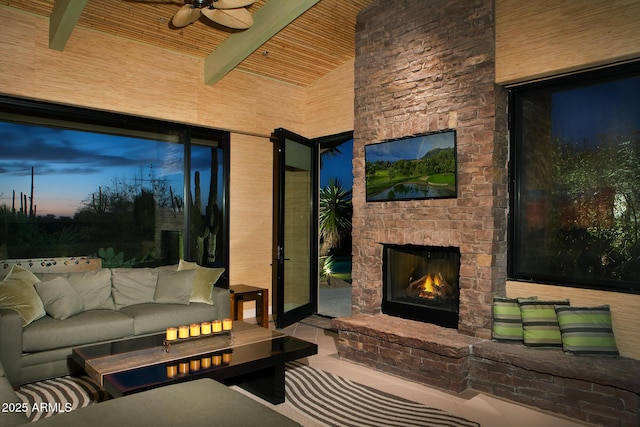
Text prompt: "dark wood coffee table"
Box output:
[[72, 321, 317, 404]]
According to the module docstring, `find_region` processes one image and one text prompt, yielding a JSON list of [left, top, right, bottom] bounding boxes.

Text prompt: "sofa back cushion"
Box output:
[[34, 276, 85, 320], [111, 268, 159, 310], [39, 269, 115, 311], [153, 269, 195, 305]]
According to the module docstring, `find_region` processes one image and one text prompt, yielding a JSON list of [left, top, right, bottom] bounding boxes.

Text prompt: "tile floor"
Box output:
[[240, 320, 592, 427]]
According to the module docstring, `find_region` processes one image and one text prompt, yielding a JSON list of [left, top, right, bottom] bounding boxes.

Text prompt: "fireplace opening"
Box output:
[[382, 244, 460, 329]]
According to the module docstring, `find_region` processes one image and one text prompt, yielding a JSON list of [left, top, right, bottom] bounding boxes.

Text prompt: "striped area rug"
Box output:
[[15, 375, 110, 422], [285, 361, 480, 427], [15, 364, 480, 426]]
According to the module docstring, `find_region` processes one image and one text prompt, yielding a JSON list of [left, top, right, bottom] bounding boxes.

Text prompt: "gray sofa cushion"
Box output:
[[153, 269, 195, 305], [23, 310, 134, 352], [65, 269, 115, 311], [111, 268, 158, 310], [119, 302, 218, 335], [38, 270, 115, 311], [34, 277, 84, 320]]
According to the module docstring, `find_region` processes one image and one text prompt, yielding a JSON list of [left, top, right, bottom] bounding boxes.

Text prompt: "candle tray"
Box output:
[[163, 329, 233, 353]]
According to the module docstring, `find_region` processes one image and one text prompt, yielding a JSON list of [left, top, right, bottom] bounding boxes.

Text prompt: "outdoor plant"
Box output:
[[319, 178, 352, 256]]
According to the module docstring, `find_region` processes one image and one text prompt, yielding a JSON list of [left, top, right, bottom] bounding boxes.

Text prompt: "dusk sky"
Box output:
[[365, 131, 455, 163], [320, 139, 353, 189], [0, 122, 185, 218], [1, 119, 342, 218], [552, 76, 640, 145]]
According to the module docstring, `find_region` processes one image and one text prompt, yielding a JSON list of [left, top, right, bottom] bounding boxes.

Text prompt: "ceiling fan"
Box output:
[[130, 0, 256, 30]]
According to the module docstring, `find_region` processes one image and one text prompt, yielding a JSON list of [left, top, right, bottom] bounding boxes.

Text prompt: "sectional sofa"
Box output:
[[0, 261, 230, 386]]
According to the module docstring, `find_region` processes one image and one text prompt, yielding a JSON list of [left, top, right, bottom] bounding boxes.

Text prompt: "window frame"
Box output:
[[0, 95, 230, 281], [508, 62, 640, 294]]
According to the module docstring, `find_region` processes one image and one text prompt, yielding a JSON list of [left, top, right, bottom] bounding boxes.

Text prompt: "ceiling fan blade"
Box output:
[[172, 4, 202, 27], [202, 7, 253, 29], [209, 0, 256, 9], [127, 0, 185, 4]]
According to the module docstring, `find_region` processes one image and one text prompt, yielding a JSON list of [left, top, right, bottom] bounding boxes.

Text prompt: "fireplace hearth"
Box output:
[[382, 244, 460, 329]]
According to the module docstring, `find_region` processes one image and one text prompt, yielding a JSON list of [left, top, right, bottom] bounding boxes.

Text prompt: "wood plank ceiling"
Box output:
[[1, 0, 375, 87]]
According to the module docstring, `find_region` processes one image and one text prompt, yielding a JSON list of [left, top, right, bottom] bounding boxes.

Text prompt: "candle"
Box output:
[[166, 365, 177, 378], [212, 355, 222, 366], [222, 318, 233, 331], [190, 359, 200, 371], [222, 352, 232, 364], [201, 357, 211, 369], [190, 323, 200, 337], [212, 320, 222, 333], [165, 327, 178, 341], [200, 321, 212, 335], [179, 362, 189, 374], [178, 325, 189, 339]]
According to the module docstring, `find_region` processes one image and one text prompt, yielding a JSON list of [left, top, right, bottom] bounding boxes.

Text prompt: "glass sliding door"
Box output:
[[188, 137, 229, 277], [272, 128, 318, 328], [0, 95, 229, 275]]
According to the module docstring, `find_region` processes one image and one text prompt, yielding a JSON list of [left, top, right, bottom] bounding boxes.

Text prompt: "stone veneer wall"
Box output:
[[351, 0, 508, 338]]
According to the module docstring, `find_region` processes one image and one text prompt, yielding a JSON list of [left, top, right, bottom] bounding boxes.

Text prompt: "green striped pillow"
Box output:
[[555, 305, 619, 357], [492, 296, 536, 342], [519, 299, 570, 347]]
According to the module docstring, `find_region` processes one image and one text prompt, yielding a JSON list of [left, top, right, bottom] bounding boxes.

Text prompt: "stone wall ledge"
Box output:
[[333, 314, 640, 426], [472, 340, 640, 395], [332, 314, 482, 359]]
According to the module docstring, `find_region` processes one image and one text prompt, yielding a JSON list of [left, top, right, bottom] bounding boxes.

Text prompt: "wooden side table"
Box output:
[[229, 284, 269, 328]]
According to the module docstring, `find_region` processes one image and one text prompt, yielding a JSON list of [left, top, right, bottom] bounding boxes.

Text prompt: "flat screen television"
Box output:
[[365, 130, 457, 202]]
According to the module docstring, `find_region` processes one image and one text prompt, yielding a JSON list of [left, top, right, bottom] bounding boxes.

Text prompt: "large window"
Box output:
[[0, 96, 229, 276], [509, 64, 640, 293]]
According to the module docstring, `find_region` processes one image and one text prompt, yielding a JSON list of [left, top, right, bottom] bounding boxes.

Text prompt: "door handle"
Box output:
[[276, 245, 290, 261]]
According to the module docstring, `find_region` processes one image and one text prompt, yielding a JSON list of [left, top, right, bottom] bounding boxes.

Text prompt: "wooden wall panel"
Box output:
[[228, 134, 273, 304], [0, 9, 38, 98], [0, 7, 306, 136], [305, 59, 355, 138], [507, 281, 640, 359], [496, 0, 640, 85]]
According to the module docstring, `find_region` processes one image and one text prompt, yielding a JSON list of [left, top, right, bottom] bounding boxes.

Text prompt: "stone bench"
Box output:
[[333, 314, 640, 426], [470, 340, 640, 426], [332, 314, 483, 393]]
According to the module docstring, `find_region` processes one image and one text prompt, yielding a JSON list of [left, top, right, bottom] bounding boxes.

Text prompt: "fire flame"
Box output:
[[419, 274, 442, 298], [422, 274, 440, 293], [408, 272, 451, 299]]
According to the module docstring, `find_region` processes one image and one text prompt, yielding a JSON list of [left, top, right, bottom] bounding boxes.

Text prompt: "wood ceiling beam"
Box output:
[[49, 0, 88, 51], [204, 0, 320, 85]]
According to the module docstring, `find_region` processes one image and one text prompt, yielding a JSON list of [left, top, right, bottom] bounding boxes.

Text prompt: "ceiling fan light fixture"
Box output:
[[191, 0, 213, 8], [132, 0, 256, 29]]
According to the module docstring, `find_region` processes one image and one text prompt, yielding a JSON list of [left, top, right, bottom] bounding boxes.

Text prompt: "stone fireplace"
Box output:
[[332, 2, 640, 424], [349, 0, 508, 338], [382, 244, 460, 329]]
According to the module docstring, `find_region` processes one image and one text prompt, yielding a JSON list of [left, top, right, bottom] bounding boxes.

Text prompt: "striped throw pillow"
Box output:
[[555, 305, 619, 357], [492, 296, 536, 342], [519, 299, 570, 347]]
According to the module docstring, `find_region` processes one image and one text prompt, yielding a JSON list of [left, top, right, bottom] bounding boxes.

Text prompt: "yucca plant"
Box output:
[[319, 178, 352, 256]]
